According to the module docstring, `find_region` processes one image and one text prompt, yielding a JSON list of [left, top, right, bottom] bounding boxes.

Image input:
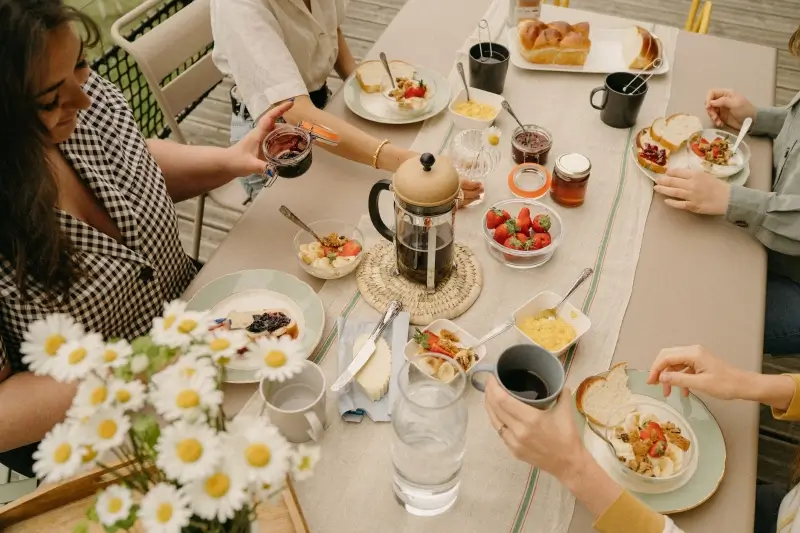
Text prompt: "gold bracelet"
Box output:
[[372, 139, 391, 169]]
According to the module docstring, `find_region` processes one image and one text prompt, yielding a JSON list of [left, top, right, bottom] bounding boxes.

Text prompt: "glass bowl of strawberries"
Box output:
[[482, 199, 563, 269], [294, 219, 364, 280]]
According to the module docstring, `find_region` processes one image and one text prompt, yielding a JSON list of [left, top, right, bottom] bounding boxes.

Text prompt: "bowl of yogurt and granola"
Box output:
[[294, 220, 364, 280]]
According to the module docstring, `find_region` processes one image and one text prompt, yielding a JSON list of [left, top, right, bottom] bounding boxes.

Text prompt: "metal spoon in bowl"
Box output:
[[539, 267, 593, 320], [468, 316, 515, 350], [584, 415, 617, 456], [379, 52, 395, 88], [731, 117, 753, 154], [279, 205, 324, 245], [456, 62, 471, 102], [502, 100, 526, 132]]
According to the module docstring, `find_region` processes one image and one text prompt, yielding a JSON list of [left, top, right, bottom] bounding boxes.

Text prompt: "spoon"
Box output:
[[731, 117, 753, 154], [502, 100, 526, 132], [468, 316, 515, 350], [456, 62, 471, 102], [539, 268, 593, 320], [585, 416, 617, 456], [279, 205, 324, 245], [379, 52, 395, 88]]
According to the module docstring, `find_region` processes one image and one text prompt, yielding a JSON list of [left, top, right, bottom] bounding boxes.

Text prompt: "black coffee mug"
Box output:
[[590, 72, 648, 129], [468, 42, 510, 95]]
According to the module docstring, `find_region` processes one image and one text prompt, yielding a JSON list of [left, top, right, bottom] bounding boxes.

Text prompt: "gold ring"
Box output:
[[497, 423, 508, 437]]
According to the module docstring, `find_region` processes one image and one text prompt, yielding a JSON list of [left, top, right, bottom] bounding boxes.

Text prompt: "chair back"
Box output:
[[686, 0, 712, 34], [110, 0, 223, 143]]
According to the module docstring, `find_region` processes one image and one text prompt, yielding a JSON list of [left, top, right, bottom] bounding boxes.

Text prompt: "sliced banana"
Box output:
[[436, 361, 456, 382]]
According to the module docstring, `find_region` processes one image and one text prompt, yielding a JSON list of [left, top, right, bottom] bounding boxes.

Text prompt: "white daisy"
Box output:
[[151, 301, 208, 349], [80, 445, 99, 469], [191, 329, 250, 366], [149, 372, 222, 422], [139, 483, 192, 533], [95, 484, 134, 527], [484, 125, 502, 147], [20, 314, 84, 378], [185, 458, 249, 522], [250, 479, 286, 505], [130, 353, 150, 375], [32, 421, 84, 483], [228, 418, 291, 484], [100, 339, 133, 370], [82, 407, 130, 451], [67, 373, 113, 420], [245, 336, 305, 383], [151, 300, 187, 336], [152, 353, 216, 384], [109, 378, 147, 412], [50, 333, 104, 383], [155, 421, 221, 484], [291, 444, 321, 481]]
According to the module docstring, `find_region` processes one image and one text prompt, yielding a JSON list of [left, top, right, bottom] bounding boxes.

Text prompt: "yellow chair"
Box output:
[[685, 0, 712, 34], [548, 0, 570, 6]]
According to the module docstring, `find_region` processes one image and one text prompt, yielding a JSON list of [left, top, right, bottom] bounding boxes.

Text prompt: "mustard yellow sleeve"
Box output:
[[772, 374, 800, 421], [593, 491, 666, 533]]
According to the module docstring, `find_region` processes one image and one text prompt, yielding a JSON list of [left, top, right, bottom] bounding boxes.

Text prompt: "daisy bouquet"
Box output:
[[21, 300, 318, 533]]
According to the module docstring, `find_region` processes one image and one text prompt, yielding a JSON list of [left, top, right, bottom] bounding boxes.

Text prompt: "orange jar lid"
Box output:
[[507, 163, 551, 199]]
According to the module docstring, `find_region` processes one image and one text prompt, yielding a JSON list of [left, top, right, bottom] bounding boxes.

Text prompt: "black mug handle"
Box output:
[[368, 179, 395, 241], [590, 87, 607, 110]]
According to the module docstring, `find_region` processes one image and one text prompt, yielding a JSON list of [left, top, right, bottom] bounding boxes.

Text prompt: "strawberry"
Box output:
[[515, 232, 529, 243], [531, 214, 551, 233], [639, 422, 665, 443], [413, 329, 453, 357], [648, 440, 667, 458], [493, 220, 518, 244], [515, 207, 532, 235], [404, 80, 427, 99], [532, 232, 552, 250], [339, 240, 362, 257], [486, 207, 511, 229], [503, 237, 526, 251]]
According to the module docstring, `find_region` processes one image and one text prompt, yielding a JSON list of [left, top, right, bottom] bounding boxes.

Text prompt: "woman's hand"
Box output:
[[226, 101, 294, 178], [705, 89, 757, 130], [460, 179, 485, 208], [647, 345, 745, 399], [485, 377, 584, 479], [654, 168, 730, 215]]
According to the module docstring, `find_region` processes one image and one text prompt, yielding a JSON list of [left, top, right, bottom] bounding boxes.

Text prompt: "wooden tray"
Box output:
[[0, 463, 308, 533]]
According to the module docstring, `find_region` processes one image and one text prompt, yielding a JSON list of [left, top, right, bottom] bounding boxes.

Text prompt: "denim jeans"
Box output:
[[765, 272, 800, 355]]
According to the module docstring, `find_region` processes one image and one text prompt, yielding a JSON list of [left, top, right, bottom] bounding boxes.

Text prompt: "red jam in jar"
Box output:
[[551, 153, 591, 207], [511, 125, 553, 165]]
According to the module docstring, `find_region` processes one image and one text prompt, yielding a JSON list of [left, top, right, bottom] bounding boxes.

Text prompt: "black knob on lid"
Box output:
[[420, 153, 435, 172]]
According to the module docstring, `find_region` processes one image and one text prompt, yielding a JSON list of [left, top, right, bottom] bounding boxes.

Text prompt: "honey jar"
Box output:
[[551, 153, 591, 207]]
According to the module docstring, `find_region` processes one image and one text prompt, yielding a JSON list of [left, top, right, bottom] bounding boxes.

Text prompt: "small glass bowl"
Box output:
[[450, 129, 502, 181], [293, 220, 364, 280], [482, 199, 563, 269], [381, 76, 435, 116], [686, 129, 750, 179]]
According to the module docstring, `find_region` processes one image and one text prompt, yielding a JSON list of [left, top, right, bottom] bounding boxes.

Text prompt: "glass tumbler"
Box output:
[[391, 354, 468, 516], [449, 129, 501, 207]]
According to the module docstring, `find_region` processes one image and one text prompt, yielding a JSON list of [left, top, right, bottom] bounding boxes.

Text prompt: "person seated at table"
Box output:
[[209, 0, 483, 205], [484, 345, 800, 533], [652, 25, 800, 355], [0, 0, 291, 477]]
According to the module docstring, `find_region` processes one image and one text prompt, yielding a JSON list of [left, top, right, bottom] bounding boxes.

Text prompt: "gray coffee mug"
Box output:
[[471, 344, 565, 409], [259, 360, 326, 443]]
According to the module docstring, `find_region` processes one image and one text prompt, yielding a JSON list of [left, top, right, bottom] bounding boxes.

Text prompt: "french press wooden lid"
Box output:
[[393, 153, 461, 208]]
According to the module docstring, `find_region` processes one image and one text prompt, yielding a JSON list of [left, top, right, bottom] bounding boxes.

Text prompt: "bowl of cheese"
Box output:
[[448, 87, 504, 130], [513, 291, 591, 356]]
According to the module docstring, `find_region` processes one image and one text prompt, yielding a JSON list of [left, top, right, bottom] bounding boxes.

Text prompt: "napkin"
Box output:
[[336, 312, 410, 423]]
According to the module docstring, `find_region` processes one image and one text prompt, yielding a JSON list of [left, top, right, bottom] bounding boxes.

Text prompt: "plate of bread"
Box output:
[[631, 114, 750, 187], [344, 59, 451, 125], [511, 21, 669, 75], [573, 363, 726, 514], [186, 270, 325, 383]]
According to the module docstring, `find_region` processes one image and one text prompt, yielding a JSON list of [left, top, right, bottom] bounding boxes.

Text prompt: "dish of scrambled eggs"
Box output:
[[518, 310, 577, 351], [452, 100, 497, 120]]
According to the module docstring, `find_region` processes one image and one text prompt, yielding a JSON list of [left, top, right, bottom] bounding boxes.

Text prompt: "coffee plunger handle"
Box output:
[[367, 179, 395, 242], [420, 153, 435, 171]]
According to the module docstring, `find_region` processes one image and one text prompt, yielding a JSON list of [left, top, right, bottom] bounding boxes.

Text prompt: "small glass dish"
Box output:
[[686, 129, 750, 179], [450, 129, 501, 206], [293, 219, 364, 280], [482, 199, 563, 269], [381, 76, 435, 116]]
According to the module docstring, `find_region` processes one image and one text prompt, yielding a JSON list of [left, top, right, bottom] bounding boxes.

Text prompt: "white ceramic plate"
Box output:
[[404, 319, 487, 382], [509, 28, 670, 76], [629, 142, 749, 188], [186, 270, 325, 383], [343, 64, 451, 125]]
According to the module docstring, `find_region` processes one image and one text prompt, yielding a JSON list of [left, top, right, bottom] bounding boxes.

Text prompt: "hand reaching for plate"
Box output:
[[647, 345, 746, 399], [705, 89, 757, 130], [654, 168, 730, 215]]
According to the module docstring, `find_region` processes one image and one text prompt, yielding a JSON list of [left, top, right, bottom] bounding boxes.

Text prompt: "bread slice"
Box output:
[[650, 117, 667, 143], [575, 362, 633, 427], [622, 26, 659, 71], [660, 113, 703, 151], [635, 127, 670, 174], [226, 309, 300, 340], [356, 60, 415, 93]]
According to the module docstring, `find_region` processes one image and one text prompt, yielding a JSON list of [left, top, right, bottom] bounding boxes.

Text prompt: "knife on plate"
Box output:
[[330, 300, 403, 392]]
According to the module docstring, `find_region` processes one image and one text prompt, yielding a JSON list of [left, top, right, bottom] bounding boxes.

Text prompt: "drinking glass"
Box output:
[[391, 354, 468, 516], [449, 129, 501, 207]]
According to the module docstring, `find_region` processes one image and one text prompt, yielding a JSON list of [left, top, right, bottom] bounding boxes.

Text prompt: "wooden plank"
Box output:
[[757, 433, 797, 486]]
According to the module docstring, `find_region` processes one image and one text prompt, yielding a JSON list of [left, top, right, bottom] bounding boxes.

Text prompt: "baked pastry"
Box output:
[[652, 113, 703, 151], [575, 362, 632, 427], [517, 20, 592, 66], [635, 128, 670, 174], [622, 26, 661, 70]]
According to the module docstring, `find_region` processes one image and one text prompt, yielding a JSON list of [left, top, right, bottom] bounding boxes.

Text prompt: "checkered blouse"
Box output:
[[0, 72, 196, 374]]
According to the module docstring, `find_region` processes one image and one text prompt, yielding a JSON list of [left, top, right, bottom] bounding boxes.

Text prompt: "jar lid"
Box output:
[[507, 163, 551, 199], [393, 153, 461, 207], [555, 153, 591, 180]]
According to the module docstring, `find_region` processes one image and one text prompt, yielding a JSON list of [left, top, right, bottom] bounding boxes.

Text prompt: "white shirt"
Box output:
[[211, 0, 348, 119]]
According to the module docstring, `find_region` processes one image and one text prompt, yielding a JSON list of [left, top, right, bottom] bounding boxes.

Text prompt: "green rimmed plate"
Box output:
[[572, 369, 726, 514], [186, 270, 325, 384], [343, 64, 450, 125]]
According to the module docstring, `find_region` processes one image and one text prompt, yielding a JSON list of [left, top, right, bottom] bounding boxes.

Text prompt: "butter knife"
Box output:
[[330, 300, 403, 392]]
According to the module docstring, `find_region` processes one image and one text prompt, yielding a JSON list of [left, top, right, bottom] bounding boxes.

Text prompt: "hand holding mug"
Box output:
[[705, 89, 756, 130], [654, 168, 731, 215]]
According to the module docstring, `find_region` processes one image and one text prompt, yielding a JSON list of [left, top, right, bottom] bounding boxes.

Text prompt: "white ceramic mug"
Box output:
[[259, 360, 327, 443]]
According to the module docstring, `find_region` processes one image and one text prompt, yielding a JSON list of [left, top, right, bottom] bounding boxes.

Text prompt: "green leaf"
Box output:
[[132, 414, 160, 447], [131, 336, 153, 354], [115, 505, 138, 530], [72, 522, 89, 533], [113, 365, 133, 381], [86, 503, 99, 522]]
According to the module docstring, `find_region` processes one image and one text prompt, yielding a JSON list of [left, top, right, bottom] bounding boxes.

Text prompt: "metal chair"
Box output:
[[111, 0, 248, 260], [685, 0, 712, 34], [0, 466, 37, 506]]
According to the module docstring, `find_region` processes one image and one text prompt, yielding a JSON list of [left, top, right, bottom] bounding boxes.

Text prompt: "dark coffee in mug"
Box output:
[[498, 368, 549, 399], [590, 72, 649, 129]]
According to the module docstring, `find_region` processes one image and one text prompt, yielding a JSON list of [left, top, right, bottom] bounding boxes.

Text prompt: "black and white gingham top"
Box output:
[[0, 72, 196, 374]]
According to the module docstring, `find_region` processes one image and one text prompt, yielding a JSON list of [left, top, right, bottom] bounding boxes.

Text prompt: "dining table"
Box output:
[[184, 0, 777, 531]]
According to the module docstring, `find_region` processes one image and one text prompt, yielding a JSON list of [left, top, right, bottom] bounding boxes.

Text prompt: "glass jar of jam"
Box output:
[[261, 121, 339, 186], [511, 125, 553, 165], [551, 153, 591, 207]]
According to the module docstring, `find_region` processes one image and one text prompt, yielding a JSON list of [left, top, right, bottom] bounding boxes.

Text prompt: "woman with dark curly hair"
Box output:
[[0, 0, 290, 476]]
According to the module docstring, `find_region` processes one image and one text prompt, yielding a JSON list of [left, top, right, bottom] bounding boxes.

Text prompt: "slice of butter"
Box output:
[[352, 333, 391, 402]]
